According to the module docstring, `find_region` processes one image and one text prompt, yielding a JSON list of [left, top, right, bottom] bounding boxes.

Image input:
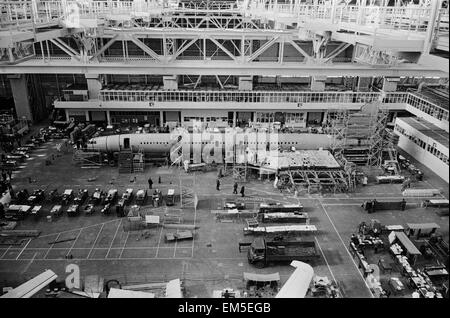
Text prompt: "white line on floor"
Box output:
[[87, 223, 105, 259], [39, 219, 119, 239], [119, 231, 130, 259], [106, 219, 122, 259], [318, 201, 375, 298], [314, 237, 338, 286], [20, 252, 37, 274], [66, 229, 82, 258], [44, 233, 61, 259], [15, 239, 32, 260], [0, 246, 12, 259]]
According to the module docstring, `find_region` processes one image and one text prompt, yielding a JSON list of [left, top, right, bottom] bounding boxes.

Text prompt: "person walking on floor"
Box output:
[[240, 185, 245, 197], [148, 177, 153, 189], [1, 170, 6, 182], [233, 182, 238, 194], [216, 179, 221, 191], [158, 176, 161, 184]]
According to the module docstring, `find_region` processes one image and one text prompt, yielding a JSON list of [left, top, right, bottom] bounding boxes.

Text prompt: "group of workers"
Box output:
[[216, 178, 245, 197]]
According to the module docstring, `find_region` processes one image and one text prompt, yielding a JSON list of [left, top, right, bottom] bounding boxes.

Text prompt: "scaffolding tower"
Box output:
[[132, 147, 145, 173], [179, 173, 198, 210], [330, 99, 389, 168]]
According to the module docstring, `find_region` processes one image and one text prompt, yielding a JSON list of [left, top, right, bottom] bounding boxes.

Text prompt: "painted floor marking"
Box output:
[[318, 200, 375, 298]]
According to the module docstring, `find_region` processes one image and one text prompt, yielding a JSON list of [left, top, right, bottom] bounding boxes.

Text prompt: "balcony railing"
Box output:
[[95, 89, 450, 123], [407, 93, 449, 122], [1, 0, 447, 36], [98, 89, 408, 104]]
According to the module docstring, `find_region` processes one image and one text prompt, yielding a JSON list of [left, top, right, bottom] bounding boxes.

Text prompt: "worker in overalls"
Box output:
[[233, 182, 238, 194]]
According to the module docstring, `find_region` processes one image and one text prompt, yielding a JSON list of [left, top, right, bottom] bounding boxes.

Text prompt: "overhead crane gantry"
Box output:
[[0, 0, 448, 76]]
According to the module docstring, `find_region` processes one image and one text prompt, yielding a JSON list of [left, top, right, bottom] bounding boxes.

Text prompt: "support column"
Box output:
[[382, 77, 400, 92], [423, 0, 441, 54], [160, 111, 164, 127], [163, 75, 178, 90], [106, 110, 111, 126], [233, 111, 237, 127], [85, 111, 90, 122], [310, 76, 326, 91], [85, 74, 102, 100], [8, 74, 33, 121], [65, 109, 70, 122]]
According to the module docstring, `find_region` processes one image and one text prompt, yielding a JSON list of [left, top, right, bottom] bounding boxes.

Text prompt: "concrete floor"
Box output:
[[0, 139, 448, 298]]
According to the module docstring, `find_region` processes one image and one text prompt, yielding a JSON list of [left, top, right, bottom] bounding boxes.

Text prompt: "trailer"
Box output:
[[50, 205, 63, 217], [362, 199, 407, 213], [151, 189, 163, 207], [5, 205, 31, 221], [118, 189, 133, 206], [47, 189, 60, 203], [61, 189, 74, 205], [89, 189, 105, 205], [166, 189, 175, 206], [184, 162, 206, 173], [67, 204, 80, 217], [74, 189, 88, 205], [376, 175, 405, 184], [135, 189, 147, 205], [243, 224, 317, 236], [260, 212, 309, 224], [423, 199, 449, 209], [83, 204, 95, 215], [259, 203, 303, 214], [224, 200, 246, 210], [27, 190, 45, 205], [246, 237, 318, 268], [30, 205, 42, 218], [165, 230, 194, 242]]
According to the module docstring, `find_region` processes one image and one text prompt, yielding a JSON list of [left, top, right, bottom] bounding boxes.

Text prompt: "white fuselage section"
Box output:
[[86, 132, 356, 157]]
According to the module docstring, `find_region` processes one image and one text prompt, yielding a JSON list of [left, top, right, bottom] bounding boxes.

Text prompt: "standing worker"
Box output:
[[401, 198, 407, 211], [233, 182, 238, 194], [362, 175, 368, 186], [240, 185, 245, 197], [148, 177, 153, 189], [7, 170, 12, 181], [216, 179, 221, 191], [158, 176, 161, 184]]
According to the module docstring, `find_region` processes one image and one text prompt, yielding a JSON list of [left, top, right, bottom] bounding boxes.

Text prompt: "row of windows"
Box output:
[[183, 117, 228, 122], [99, 90, 395, 104], [407, 95, 449, 122], [395, 124, 449, 166], [139, 141, 169, 145]]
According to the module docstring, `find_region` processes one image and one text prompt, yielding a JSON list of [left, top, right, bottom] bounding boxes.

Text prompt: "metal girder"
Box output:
[[52, 38, 79, 56], [89, 35, 118, 61], [102, 28, 294, 40], [169, 38, 199, 62], [287, 39, 311, 59], [48, 39, 80, 60], [206, 37, 237, 61], [323, 43, 351, 63], [128, 35, 161, 62], [1, 60, 447, 77], [247, 36, 279, 62]]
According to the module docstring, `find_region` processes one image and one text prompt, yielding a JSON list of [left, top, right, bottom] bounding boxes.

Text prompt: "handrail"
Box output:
[[0, 0, 447, 34]]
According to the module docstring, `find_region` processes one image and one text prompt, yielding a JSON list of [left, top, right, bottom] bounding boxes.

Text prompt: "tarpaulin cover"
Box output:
[[243, 272, 280, 282]]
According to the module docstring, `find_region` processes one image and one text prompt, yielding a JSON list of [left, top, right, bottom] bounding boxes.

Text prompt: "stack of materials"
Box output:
[[403, 189, 442, 197]]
